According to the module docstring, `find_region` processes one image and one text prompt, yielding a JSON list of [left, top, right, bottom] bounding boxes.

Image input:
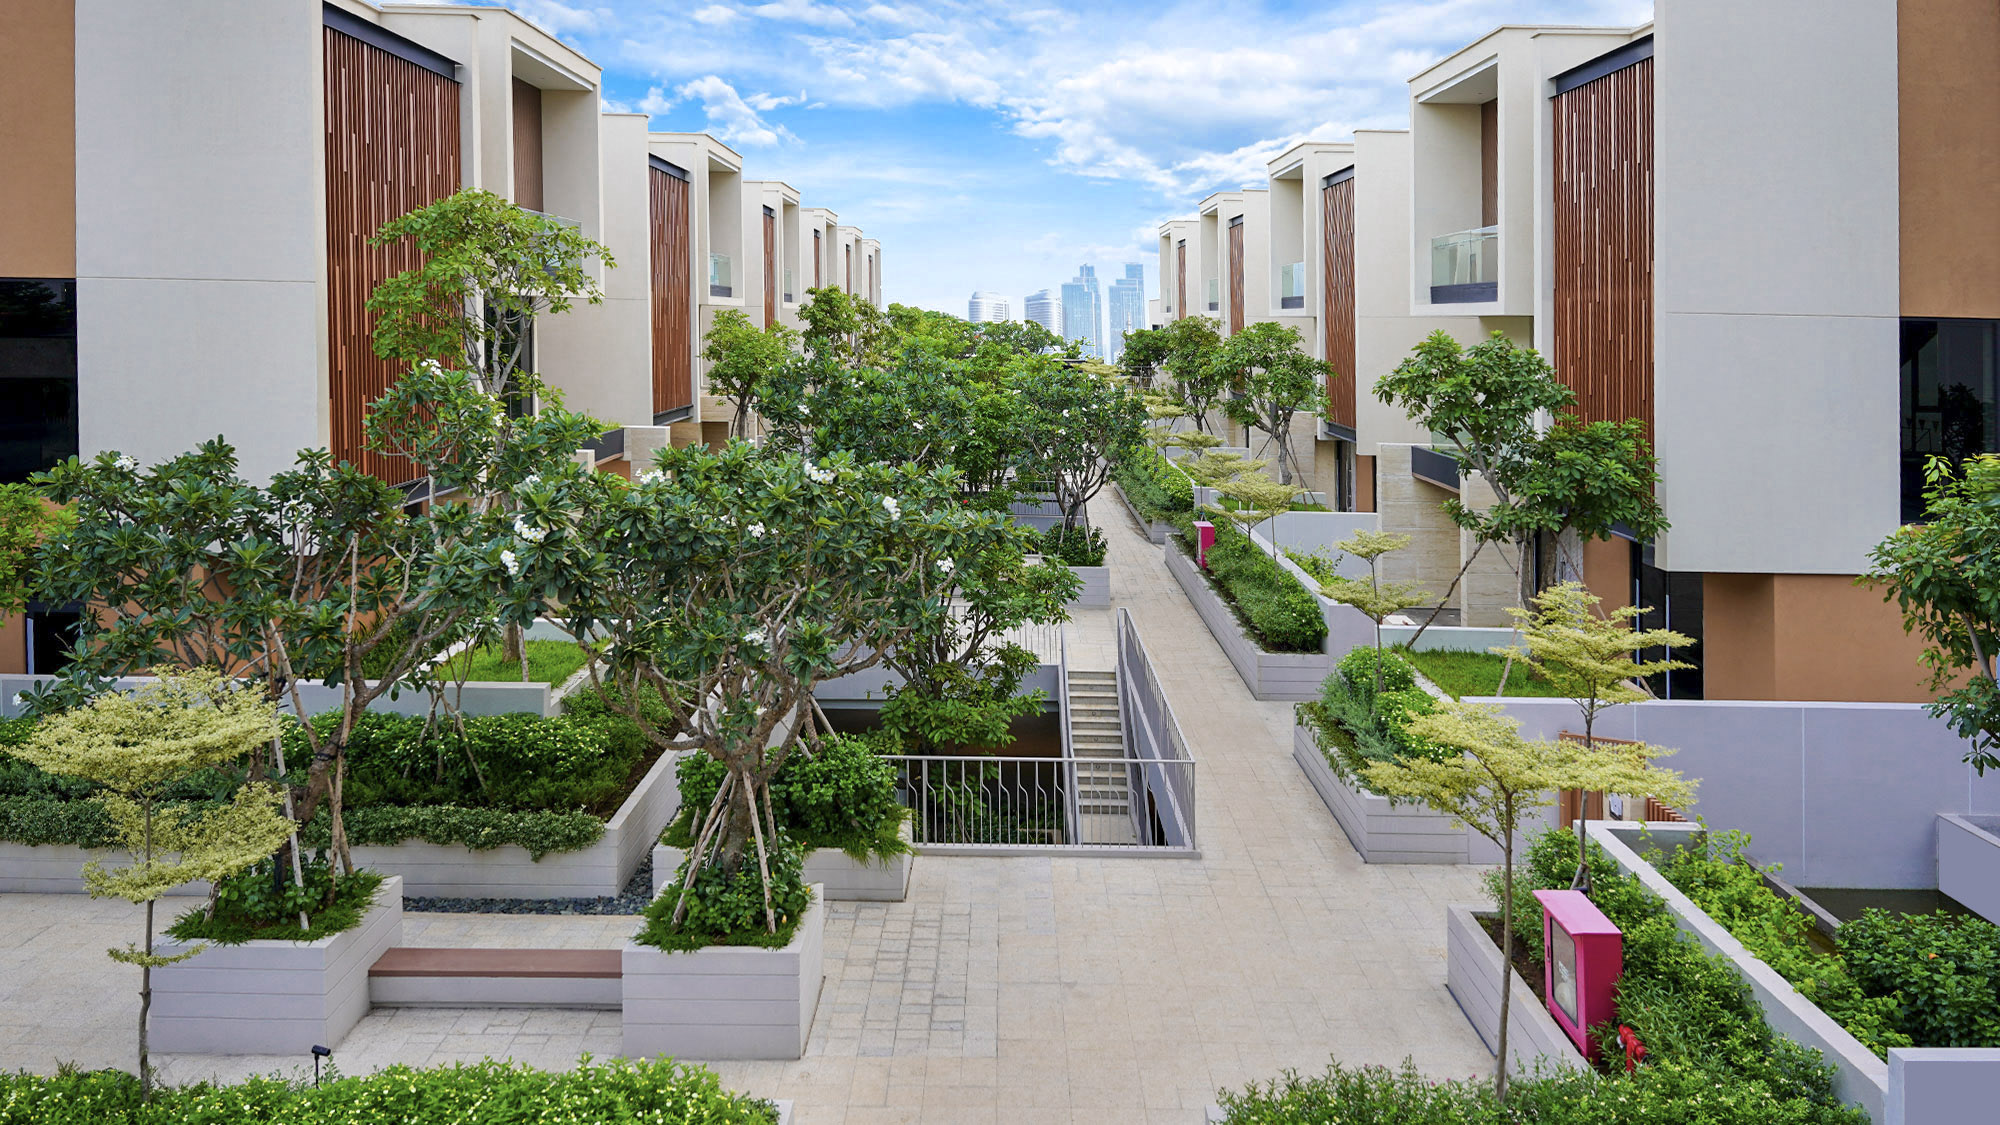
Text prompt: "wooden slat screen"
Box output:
[[762, 209, 776, 327], [649, 166, 693, 416], [1227, 221, 1245, 334], [1555, 731, 1685, 825], [323, 25, 461, 483], [1552, 56, 1654, 441], [1321, 177, 1357, 430]]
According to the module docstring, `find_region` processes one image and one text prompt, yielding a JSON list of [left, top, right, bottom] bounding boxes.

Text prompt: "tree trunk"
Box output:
[[502, 622, 525, 670], [1407, 540, 1488, 647]]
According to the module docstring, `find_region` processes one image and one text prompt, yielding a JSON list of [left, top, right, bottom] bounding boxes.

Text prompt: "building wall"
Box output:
[[74, 0, 328, 484], [1702, 574, 1934, 703], [0, 0, 75, 278], [539, 113, 652, 427], [1651, 0, 1900, 576], [1898, 0, 2000, 320]]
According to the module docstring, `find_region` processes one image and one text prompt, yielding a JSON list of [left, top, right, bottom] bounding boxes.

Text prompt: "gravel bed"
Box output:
[[401, 854, 655, 915]]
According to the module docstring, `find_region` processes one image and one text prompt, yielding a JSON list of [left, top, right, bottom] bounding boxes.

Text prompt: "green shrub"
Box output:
[[0, 1057, 779, 1124], [168, 858, 383, 944], [1282, 547, 1339, 583], [638, 837, 811, 952], [0, 793, 114, 846], [1114, 444, 1193, 522], [1375, 688, 1446, 762], [1337, 646, 1418, 699], [1840, 907, 2000, 1048], [1040, 523, 1107, 567], [1180, 519, 1324, 652], [438, 639, 589, 685], [299, 804, 604, 859], [668, 735, 907, 860]]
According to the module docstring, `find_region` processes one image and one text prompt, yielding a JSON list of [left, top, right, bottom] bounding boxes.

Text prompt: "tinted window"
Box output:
[[1901, 318, 2000, 523], [0, 279, 79, 483]]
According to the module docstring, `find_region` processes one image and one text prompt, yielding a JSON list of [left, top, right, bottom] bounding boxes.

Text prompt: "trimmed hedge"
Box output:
[[668, 733, 908, 861], [1113, 444, 1193, 522], [0, 1057, 778, 1125], [1295, 649, 1441, 784], [0, 794, 114, 847], [299, 804, 605, 861], [1173, 515, 1324, 652]]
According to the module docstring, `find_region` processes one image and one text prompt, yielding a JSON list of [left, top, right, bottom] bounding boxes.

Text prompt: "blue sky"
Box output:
[[484, 0, 1651, 316]]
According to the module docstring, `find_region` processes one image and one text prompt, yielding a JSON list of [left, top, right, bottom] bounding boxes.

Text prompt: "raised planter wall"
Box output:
[[1112, 483, 1172, 544], [1936, 814, 2000, 925], [1165, 535, 1328, 701], [1444, 903, 1589, 1075], [0, 673, 551, 720], [7, 752, 683, 899], [1292, 724, 1502, 864], [653, 823, 914, 902], [622, 883, 826, 1060], [1069, 565, 1111, 609], [149, 875, 404, 1055]]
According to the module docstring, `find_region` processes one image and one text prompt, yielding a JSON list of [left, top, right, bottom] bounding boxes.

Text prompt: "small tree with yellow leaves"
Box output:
[[14, 670, 293, 1100], [1208, 472, 1301, 557], [1318, 530, 1432, 697], [1362, 700, 1694, 1104], [1494, 580, 1693, 886]]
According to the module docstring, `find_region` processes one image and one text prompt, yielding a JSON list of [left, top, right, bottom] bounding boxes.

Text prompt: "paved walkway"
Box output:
[[0, 491, 1493, 1122]]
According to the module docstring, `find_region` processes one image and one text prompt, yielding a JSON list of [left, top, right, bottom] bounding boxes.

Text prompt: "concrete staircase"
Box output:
[[1067, 669, 1137, 845]]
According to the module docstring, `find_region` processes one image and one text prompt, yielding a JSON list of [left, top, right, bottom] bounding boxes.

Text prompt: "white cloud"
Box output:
[[678, 75, 800, 147], [747, 0, 855, 29], [745, 90, 807, 111], [498, 0, 615, 35], [690, 4, 740, 25]]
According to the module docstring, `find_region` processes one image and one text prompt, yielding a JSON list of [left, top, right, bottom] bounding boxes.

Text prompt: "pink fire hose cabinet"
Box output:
[[1533, 888, 1622, 1062]]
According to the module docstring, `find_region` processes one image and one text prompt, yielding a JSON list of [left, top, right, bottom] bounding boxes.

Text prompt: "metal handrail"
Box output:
[[879, 754, 1195, 849]]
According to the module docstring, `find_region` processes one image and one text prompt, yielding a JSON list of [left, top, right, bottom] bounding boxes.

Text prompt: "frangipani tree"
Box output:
[[1362, 701, 1695, 1103], [1493, 581, 1692, 886], [1866, 454, 2000, 773], [14, 670, 292, 1101], [554, 443, 998, 934], [1011, 361, 1147, 550], [1159, 316, 1225, 433], [1318, 531, 1431, 695], [1216, 321, 1330, 485]]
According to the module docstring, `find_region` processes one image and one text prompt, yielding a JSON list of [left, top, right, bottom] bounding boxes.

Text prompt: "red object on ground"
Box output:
[[1618, 1024, 1646, 1073], [1195, 520, 1215, 568]]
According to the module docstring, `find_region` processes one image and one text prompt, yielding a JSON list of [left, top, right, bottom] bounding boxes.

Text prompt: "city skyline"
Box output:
[[1106, 263, 1146, 362], [1061, 265, 1104, 360]]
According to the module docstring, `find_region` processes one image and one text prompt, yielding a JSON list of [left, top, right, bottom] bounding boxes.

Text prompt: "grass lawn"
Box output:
[[1398, 646, 1567, 700], [441, 639, 590, 685]]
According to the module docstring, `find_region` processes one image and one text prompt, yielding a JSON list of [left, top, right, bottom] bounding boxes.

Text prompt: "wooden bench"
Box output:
[[369, 947, 623, 1009]]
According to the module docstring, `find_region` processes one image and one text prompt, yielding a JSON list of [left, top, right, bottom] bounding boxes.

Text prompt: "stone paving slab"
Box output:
[[0, 493, 1494, 1120]]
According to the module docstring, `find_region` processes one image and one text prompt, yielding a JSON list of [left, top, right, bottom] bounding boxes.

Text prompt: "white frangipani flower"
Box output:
[[747, 522, 767, 539], [499, 549, 520, 577], [513, 516, 548, 543], [805, 463, 835, 484], [115, 455, 139, 472], [938, 558, 956, 574], [742, 627, 768, 647], [798, 403, 810, 417], [881, 496, 901, 520]]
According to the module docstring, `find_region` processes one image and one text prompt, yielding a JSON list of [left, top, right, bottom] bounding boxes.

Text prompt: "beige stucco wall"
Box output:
[[539, 112, 650, 428]]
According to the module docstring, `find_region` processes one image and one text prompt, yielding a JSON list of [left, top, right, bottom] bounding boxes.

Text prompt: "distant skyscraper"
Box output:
[[1106, 263, 1145, 362], [1060, 265, 1103, 359], [966, 291, 1010, 323], [1024, 289, 1060, 337]]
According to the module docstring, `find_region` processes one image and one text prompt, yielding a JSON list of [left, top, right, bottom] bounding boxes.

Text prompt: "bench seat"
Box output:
[[369, 947, 622, 1008]]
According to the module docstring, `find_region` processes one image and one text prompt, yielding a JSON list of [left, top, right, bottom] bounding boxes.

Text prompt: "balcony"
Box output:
[[709, 252, 733, 299], [1279, 262, 1306, 310], [1206, 278, 1219, 312], [1429, 225, 1497, 304]]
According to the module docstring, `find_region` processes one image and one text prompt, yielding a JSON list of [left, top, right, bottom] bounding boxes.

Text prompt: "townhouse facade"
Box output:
[[0, 0, 885, 675], [1158, 0, 2000, 703]]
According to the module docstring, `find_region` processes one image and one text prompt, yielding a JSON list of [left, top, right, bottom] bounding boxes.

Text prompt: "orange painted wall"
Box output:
[[0, 613, 24, 675], [1580, 537, 1631, 616], [1899, 0, 2000, 319], [0, 0, 75, 277], [1354, 454, 1376, 513], [1702, 573, 1934, 702]]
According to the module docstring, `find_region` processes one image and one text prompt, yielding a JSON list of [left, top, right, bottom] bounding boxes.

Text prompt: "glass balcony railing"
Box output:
[[1429, 226, 1497, 303], [1280, 261, 1306, 309], [1206, 278, 1220, 311], [709, 253, 733, 298], [783, 267, 795, 304]]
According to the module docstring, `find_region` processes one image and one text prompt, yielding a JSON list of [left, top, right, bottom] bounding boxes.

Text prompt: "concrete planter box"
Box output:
[[1444, 903, 1588, 1075], [653, 822, 913, 901], [1166, 537, 1329, 701], [1589, 821, 2000, 1124], [1292, 723, 1497, 864], [1112, 483, 1173, 544], [6, 752, 682, 899], [1068, 565, 1111, 609], [1937, 813, 2000, 924], [622, 884, 826, 1060], [148, 875, 403, 1055]]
